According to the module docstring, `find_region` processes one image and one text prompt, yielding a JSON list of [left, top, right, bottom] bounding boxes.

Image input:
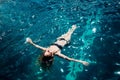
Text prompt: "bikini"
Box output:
[[52, 38, 69, 49]]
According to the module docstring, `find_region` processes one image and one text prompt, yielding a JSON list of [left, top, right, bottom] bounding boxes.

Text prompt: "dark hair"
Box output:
[[38, 53, 54, 71]]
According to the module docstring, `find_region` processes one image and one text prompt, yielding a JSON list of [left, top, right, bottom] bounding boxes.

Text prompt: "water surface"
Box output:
[[0, 0, 120, 80]]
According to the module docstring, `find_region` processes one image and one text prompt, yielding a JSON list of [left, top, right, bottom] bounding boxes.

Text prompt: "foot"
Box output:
[[68, 25, 77, 33], [57, 25, 77, 40], [71, 25, 77, 31], [67, 25, 77, 35]]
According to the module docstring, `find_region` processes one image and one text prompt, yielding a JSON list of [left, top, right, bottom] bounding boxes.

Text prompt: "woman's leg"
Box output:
[[57, 25, 77, 42]]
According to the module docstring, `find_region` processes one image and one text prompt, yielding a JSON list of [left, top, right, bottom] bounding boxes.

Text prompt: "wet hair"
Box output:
[[38, 53, 54, 71]]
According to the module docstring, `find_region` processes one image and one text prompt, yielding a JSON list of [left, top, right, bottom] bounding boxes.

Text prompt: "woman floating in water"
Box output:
[[26, 25, 89, 69]]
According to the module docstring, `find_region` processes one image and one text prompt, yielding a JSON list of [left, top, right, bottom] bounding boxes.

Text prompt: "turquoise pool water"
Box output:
[[0, 0, 120, 80]]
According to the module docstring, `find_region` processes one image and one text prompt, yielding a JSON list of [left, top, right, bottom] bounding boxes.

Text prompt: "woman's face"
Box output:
[[44, 50, 52, 56]]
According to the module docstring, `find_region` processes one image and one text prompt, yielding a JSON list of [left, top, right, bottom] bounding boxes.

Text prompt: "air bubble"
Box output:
[[87, 46, 90, 49], [60, 16, 62, 18], [32, 15, 35, 19], [17, 78, 21, 80], [0, 37, 2, 40], [89, 54, 91, 57], [114, 71, 120, 75], [91, 21, 95, 24], [114, 42, 117, 44], [82, 39, 85, 42], [119, 2, 120, 4], [115, 63, 120, 66], [118, 51, 120, 53], [100, 37, 103, 41], [92, 28, 96, 33], [60, 68, 64, 73], [108, 3, 111, 5], [68, 46, 71, 48], [67, 22, 69, 24], [80, 17, 83, 19], [85, 69, 88, 72], [63, 49, 66, 51], [93, 77, 97, 80], [54, 18, 57, 20], [109, 28, 111, 30], [40, 68, 43, 72], [80, 47, 83, 50]]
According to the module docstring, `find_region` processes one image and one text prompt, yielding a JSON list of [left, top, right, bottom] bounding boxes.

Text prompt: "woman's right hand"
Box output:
[[26, 37, 33, 44], [81, 61, 89, 66]]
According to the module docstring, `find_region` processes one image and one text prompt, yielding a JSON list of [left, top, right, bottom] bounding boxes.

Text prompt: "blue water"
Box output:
[[0, 0, 120, 80]]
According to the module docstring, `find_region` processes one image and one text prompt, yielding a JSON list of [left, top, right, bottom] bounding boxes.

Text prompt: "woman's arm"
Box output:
[[55, 52, 89, 66], [26, 37, 46, 51]]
